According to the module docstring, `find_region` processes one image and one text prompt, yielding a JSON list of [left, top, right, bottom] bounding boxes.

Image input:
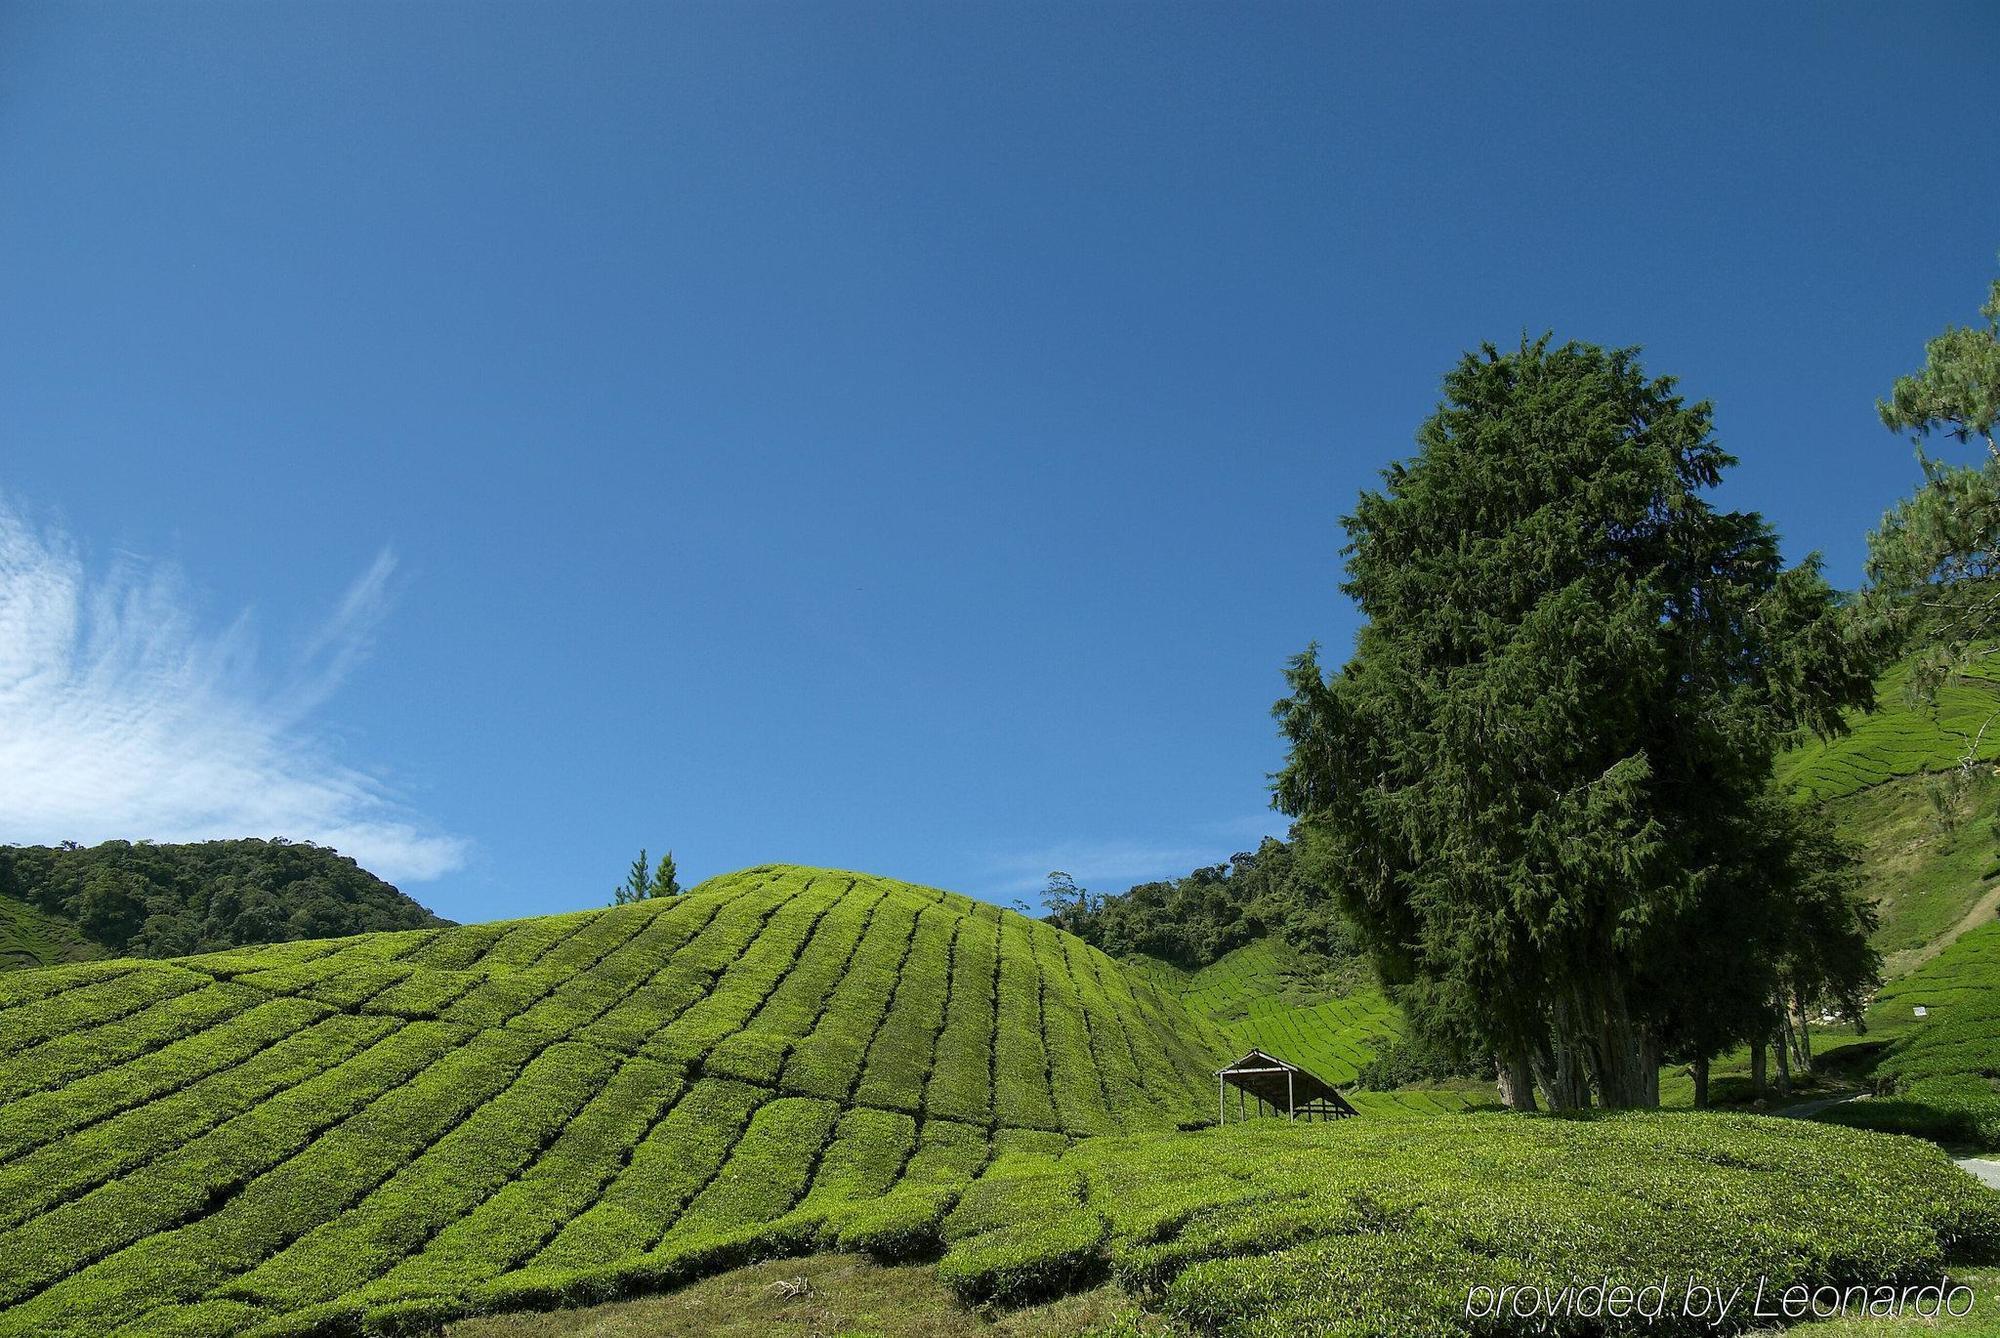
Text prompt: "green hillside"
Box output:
[[0, 895, 103, 972], [1776, 656, 2000, 803], [1817, 918, 2000, 1150], [3, 863, 1994, 1336], [0, 866, 1227, 1337], [1774, 656, 2000, 974], [1135, 938, 1397, 1083]]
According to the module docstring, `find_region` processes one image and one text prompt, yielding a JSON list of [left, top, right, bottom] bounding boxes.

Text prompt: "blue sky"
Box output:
[[2, 3, 1996, 922]]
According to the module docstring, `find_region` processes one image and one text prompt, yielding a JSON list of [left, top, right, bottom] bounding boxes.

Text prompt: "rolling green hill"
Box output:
[[1140, 938, 1496, 1117], [0, 866, 1226, 1337], [1134, 937, 1396, 1083], [2, 864, 1992, 1336]]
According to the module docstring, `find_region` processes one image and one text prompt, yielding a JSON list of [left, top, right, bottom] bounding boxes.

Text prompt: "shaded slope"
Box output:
[[0, 866, 1225, 1337], [1824, 772, 2000, 975], [0, 895, 103, 971], [1771, 654, 2000, 975]]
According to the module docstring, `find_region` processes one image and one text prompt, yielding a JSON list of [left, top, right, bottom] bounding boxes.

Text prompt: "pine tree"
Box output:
[[650, 849, 680, 897], [613, 849, 650, 906], [1273, 338, 1879, 1109], [1866, 262, 2000, 713]]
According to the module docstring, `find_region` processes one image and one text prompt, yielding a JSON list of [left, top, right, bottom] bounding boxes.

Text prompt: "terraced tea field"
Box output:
[[7, 863, 1995, 1336], [1820, 919, 2000, 1149], [1777, 656, 2000, 802], [931, 1113, 1995, 1330], [464, 1113, 2000, 1337], [0, 895, 101, 972], [1136, 937, 1402, 1086], [0, 867, 1224, 1337]]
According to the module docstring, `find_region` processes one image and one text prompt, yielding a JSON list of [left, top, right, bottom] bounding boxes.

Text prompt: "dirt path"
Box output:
[[1885, 882, 2000, 979], [1772, 1092, 1862, 1120], [1957, 1158, 2000, 1191]]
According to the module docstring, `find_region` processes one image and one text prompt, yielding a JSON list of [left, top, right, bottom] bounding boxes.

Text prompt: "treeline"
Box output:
[[1042, 836, 1361, 976], [0, 838, 447, 960]]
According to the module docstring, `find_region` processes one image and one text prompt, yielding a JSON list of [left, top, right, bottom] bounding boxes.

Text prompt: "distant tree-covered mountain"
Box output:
[[0, 838, 448, 962]]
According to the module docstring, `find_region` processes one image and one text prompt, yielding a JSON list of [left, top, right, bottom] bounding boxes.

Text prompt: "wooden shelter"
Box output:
[[1215, 1048, 1358, 1124]]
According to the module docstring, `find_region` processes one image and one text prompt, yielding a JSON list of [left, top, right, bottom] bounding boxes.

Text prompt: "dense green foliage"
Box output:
[[1274, 338, 1879, 1110], [0, 840, 445, 961], [0, 867, 1223, 1336], [1043, 837, 1358, 976], [1821, 920, 2000, 1149]]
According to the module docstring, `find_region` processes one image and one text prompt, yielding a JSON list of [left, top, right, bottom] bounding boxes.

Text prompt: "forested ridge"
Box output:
[[0, 839, 446, 963]]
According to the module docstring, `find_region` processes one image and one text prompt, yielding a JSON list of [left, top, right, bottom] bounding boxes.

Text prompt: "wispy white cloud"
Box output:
[[0, 498, 467, 883], [979, 814, 1291, 903]]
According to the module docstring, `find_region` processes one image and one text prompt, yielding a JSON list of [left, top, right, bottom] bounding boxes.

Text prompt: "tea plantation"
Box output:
[[1134, 938, 1402, 1088], [0, 867, 1220, 1336], [938, 1114, 1997, 1334], [0, 895, 101, 972], [1775, 657, 2000, 804], [1820, 920, 2000, 1150], [3, 866, 1994, 1336]]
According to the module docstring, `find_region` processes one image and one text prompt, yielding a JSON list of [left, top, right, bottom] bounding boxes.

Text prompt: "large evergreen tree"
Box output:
[[1273, 338, 1877, 1110]]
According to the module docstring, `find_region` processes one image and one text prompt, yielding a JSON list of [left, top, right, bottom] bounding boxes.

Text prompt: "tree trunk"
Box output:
[[1588, 986, 1659, 1109], [1750, 1037, 1767, 1098], [1772, 1026, 1792, 1096], [1692, 1055, 1710, 1109], [1532, 1041, 1591, 1111], [1496, 1054, 1537, 1112], [1789, 996, 1815, 1075]]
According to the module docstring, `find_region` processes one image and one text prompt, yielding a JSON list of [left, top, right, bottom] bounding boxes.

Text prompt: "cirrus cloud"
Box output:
[[0, 497, 466, 883]]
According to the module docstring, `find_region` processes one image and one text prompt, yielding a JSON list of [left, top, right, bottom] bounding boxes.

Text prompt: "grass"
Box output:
[[1821, 771, 2000, 975], [0, 867, 1220, 1337]]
